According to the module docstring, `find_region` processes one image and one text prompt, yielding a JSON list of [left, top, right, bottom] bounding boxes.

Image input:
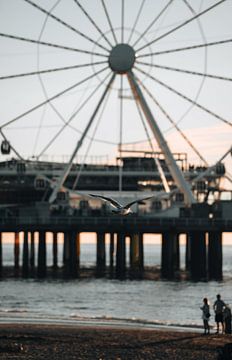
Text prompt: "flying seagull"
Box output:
[[89, 194, 153, 215]]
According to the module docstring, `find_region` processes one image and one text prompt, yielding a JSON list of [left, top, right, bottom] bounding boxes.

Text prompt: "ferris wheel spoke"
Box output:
[[101, 0, 118, 45], [32, 104, 47, 156], [0, 61, 107, 80], [133, 0, 173, 49], [73, 0, 112, 49], [127, 0, 146, 44], [121, 0, 125, 43], [135, 72, 208, 165], [49, 72, 116, 203], [0, 33, 107, 58], [23, 0, 110, 53], [135, 65, 232, 128], [72, 85, 112, 189], [136, 61, 232, 82], [1, 66, 108, 130], [136, 0, 226, 52], [38, 70, 112, 158], [137, 38, 232, 58], [118, 75, 124, 192]]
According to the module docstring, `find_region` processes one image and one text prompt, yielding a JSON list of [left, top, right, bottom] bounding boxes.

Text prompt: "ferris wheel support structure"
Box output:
[[127, 71, 195, 206]]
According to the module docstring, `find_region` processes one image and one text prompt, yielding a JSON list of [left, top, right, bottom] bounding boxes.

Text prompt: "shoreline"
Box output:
[[0, 323, 231, 359], [0, 314, 205, 333]]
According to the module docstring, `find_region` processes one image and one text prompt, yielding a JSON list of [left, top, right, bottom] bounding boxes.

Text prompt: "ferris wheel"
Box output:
[[0, 0, 232, 205]]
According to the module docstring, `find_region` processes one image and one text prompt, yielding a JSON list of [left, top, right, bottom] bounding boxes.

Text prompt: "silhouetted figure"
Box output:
[[214, 294, 226, 334], [223, 305, 232, 334], [200, 297, 210, 335]]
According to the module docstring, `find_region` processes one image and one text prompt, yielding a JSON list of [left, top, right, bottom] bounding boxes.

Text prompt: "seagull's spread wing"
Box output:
[[89, 194, 122, 209], [124, 195, 153, 209]]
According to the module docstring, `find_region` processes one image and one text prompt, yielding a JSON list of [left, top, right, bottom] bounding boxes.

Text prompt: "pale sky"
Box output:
[[0, 0, 231, 168]]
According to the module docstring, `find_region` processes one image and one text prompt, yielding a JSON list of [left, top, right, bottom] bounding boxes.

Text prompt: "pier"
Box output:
[[0, 150, 231, 281], [0, 214, 231, 281]]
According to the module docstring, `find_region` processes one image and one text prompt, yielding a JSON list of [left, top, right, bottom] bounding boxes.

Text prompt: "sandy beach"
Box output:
[[0, 323, 232, 359]]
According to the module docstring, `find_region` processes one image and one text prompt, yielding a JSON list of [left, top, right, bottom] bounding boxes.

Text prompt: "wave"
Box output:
[[69, 314, 202, 330], [0, 308, 28, 314]]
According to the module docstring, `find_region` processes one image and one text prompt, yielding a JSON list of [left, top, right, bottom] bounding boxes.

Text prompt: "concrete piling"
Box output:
[[0, 233, 2, 274], [30, 232, 35, 270], [14, 232, 20, 270], [161, 232, 179, 279], [130, 233, 144, 274], [22, 232, 29, 277], [96, 232, 106, 276], [37, 231, 46, 278], [109, 233, 115, 276], [188, 231, 206, 280], [116, 233, 126, 279], [53, 232, 58, 269], [208, 231, 222, 280]]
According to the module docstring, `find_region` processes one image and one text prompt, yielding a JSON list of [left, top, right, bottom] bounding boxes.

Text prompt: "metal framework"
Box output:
[[0, 0, 231, 207]]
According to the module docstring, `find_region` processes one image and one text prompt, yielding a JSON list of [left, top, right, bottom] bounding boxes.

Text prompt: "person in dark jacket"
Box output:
[[214, 294, 226, 334], [223, 304, 232, 334]]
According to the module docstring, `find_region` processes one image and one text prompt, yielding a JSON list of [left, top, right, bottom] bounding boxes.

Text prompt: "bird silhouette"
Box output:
[[89, 194, 153, 215]]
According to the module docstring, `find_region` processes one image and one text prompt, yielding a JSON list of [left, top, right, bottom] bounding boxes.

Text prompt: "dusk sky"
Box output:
[[0, 0, 231, 168]]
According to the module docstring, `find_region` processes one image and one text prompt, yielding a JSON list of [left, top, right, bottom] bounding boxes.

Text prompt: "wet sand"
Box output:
[[0, 323, 232, 359]]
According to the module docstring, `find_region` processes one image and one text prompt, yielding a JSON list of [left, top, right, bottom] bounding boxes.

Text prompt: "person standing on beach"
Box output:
[[200, 298, 210, 335], [223, 304, 232, 334], [213, 294, 226, 334]]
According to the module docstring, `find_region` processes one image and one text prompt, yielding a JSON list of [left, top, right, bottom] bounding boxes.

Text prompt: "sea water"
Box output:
[[1, 242, 232, 330]]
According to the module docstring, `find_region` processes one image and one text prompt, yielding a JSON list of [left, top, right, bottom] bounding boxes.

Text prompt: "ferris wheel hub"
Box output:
[[108, 43, 135, 74]]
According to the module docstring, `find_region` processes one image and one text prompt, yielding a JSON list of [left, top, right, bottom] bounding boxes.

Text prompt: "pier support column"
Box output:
[[70, 231, 79, 278], [53, 232, 58, 269], [185, 233, 190, 271], [76, 233, 80, 271], [63, 232, 70, 274], [208, 231, 222, 280], [130, 233, 144, 275], [37, 231, 46, 278], [30, 232, 35, 270], [188, 231, 206, 280], [116, 233, 126, 279], [161, 232, 179, 279], [0, 233, 2, 274], [63, 232, 79, 277], [109, 233, 115, 277], [22, 232, 29, 277], [14, 232, 20, 271], [96, 232, 106, 276]]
